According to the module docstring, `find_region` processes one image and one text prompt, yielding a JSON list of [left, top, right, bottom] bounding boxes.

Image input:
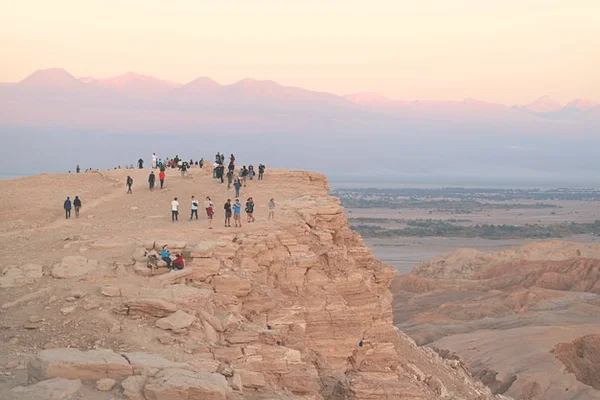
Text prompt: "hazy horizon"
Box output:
[[2, 1, 599, 104]]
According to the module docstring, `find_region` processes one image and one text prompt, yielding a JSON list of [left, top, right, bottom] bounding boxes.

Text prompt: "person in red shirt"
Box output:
[[159, 170, 165, 189], [172, 254, 185, 270]]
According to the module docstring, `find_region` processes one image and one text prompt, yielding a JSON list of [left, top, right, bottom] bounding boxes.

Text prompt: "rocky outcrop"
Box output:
[[555, 334, 600, 390], [2, 169, 506, 400], [8, 378, 83, 400], [0, 264, 42, 288], [392, 241, 600, 400]]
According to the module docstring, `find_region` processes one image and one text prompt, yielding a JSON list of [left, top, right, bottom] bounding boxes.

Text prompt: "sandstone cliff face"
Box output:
[[555, 334, 600, 390], [0, 169, 505, 400]]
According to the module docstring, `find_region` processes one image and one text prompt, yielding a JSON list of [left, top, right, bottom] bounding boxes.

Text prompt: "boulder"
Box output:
[[0, 264, 43, 288], [121, 375, 147, 400], [122, 375, 147, 400], [8, 378, 83, 400], [156, 310, 196, 330], [211, 276, 251, 297], [28, 348, 133, 381], [230, 372, 243, 391], [122, 352, 188, 375], [143, 368, 227, 400], [125, 299, 178, 317], [100, 286, 121, 297], [52, 256, 98, 279], [154, 269, 192, 284], [95, 378, 116, 391]]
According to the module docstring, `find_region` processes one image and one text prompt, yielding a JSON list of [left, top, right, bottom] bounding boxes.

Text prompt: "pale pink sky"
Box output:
[[1, 0, 598, 104]]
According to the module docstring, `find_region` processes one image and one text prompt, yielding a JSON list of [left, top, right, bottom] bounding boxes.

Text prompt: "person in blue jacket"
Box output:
[[64, 197, 72, 219]]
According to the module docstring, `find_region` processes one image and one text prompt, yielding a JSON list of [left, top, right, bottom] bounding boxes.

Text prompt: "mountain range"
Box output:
[[0, 68, 598, 136]]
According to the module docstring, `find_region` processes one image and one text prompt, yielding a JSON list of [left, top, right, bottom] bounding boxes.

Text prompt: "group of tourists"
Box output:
[[65, 152, 272, 227], [63, 196, 82, 219], [170, 195, 275, 228]]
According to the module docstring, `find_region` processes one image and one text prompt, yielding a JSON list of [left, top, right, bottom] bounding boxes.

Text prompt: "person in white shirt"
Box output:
[[152, 153, 157, 169], [171, 197, 179, 222], [190, 196, 199, 220]]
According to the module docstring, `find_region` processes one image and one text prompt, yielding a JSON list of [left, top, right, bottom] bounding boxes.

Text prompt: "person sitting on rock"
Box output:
[[172, 254, 185, 270], [160, 245, 172, 267]]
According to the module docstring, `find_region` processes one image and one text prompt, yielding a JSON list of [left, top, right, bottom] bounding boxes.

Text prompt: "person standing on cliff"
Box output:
[[268, 198, 275, 220], [171, 197, 179, 222], [224, 199, 232, 227], [148, 171, 156, 190], [258, 163, 265, 180], [126, 175, 133, 194], [73, 196, 82, 218], [152, 153, 157, 169], [138, 158, 144, 169], [227, 169, 234, 189], [190, 196, 199, 220], [233, 199, 242, 227], [233, 178, 241, 198], [245, 197, 255, 223], [64, 197, 72, 219], [159, 169, 165, 189]]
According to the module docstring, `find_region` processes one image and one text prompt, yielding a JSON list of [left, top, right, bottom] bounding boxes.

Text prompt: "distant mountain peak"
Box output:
[[19, 68, 82, 89], [522, 95, 564, 113], [565, 98, 598, 111]]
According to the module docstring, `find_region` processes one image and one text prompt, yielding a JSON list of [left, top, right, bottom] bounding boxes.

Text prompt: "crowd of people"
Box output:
[[67, 152, 273, 225]]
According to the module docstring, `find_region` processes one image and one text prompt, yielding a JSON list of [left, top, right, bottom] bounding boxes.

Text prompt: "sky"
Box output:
[[0, 0, 598, 104]]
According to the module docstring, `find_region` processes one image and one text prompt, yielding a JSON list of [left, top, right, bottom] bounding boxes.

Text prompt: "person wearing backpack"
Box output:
[[258, 164, 265, 180], [126, 176, 133, 194], [73, 196, 82, 218]]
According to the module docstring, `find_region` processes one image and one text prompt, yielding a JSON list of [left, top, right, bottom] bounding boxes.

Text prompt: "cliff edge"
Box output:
[[0, 167, 505, 399]]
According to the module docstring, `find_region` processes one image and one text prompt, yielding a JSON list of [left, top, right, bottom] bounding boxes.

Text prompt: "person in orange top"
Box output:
[[159, 170, 166, 189]]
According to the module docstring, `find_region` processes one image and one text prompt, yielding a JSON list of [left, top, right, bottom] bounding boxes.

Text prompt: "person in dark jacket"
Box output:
[[148, 171, 156, 190], [64, 197, 72, 219], [73, 196, 82, 218], [258, 164, 265, 180], [138, 158, 144, 169], [126, 176, 133, 194]]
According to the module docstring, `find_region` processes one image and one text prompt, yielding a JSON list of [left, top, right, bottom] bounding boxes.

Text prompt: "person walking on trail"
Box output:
[[224, 199, 232, 227], [73, 196, 82, 218], [230, 154, 235, 164], [180, 162, 188, 178], [152, 153, 157, 169], [148, 171, 156, 190], [258, 164, 265, 180], [268, 198, 275, 220], [126, 175, 133, 193], [204, 196, 213, 213], [248, 165, 255, 181], [171, 197, 179, 222], [233, 199, 242, 227], [160, 245, 172, 268], [190, 196, 199, 220], [76, 165, 80, 174], [233, 178, 241, 198], [64, 197, 72, 219], [159, 170, 165, 189], [245, 197, 255, 223], [138, 158, 144, 169], [206, 202, 214, 229], [227, 169, 234, 189]]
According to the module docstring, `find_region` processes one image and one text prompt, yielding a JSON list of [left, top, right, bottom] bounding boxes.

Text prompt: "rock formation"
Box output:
[[0, 168, 506, 399], [392, 242, 600, 399]]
